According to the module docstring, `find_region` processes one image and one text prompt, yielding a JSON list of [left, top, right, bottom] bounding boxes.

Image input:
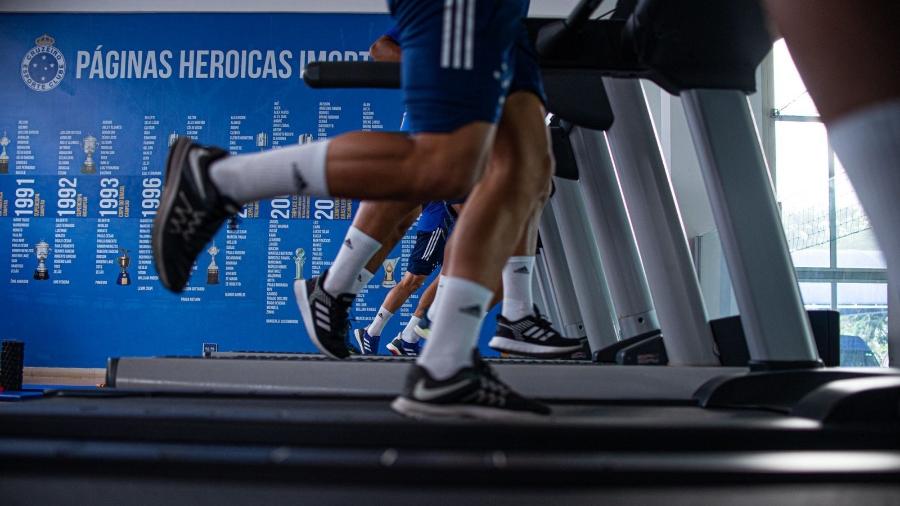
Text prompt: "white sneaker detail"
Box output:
[[188, 148, 209, 201], [412, 378, 470, 401]]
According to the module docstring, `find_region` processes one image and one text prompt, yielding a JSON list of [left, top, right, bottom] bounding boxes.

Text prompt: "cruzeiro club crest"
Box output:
[[21, 34, 66, 92]]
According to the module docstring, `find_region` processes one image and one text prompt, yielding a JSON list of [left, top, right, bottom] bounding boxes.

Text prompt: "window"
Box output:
[[772, 40, 889, 366]]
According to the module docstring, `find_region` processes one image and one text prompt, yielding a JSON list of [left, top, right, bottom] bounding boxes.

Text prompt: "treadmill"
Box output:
[[2, 1, 899, 504]]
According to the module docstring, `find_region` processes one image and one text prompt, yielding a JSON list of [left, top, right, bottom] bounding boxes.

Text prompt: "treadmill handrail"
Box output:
[[536, 0, 605, 58], [303, 61, 401, 89], [565, 0, 606, 31], [303, 60, 614, 131]]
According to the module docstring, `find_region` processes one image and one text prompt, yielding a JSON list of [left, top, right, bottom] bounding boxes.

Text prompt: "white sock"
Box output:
[[351, 269, 375, 294], [426, 275, 447, 322], [367, 306, 393, 337], [829, 99, 900, 326], [210, 140, 330, 204], [501, 256, 535, 321], [401, 316, 421, 343], [323, 227, 382, 295], [417, 276, 491, 380]]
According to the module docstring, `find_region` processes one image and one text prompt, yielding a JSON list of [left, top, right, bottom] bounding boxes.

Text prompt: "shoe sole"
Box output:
[[488, 336, 584, 358], [152, 137, 194, 293], [391, 397, 549, 422], [386, 342, 402, 356], [294, 279, 343, 360], [386, 341, 415, 357]]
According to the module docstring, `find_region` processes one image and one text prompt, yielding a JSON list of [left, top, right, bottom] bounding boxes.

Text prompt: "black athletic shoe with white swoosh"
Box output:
[[153, 137, 238, 292], [295, 270, 355, 359], [489, 312, 586, 358], [391, 356, 551, 420]]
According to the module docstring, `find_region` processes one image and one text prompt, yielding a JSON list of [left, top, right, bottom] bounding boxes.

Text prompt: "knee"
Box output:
[[399, 274, 426, 292]]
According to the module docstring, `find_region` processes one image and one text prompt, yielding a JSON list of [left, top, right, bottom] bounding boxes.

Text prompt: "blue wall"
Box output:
[[0, 13, 499, 367]]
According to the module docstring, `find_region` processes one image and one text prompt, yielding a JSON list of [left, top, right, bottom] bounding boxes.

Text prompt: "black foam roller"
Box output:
[[1, 340, 24, 391]]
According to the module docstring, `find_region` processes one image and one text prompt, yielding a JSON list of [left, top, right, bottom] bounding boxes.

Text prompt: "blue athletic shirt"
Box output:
[[416, 201, 451, 233]]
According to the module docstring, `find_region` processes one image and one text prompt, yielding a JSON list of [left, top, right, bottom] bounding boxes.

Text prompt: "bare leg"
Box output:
[[212, 126, 492, 300], [382, 272, 428, 314], [444, 93, 552, 285], [323, 200, 423, 296], [426, 220, 506, 321], [208, 124, 494, 211], [451, 95, 550, 324], [412, 267, 500, 335], [762, 1, 899, 124], [364, 270, 429, 342], [354, 202, 421, 247], [414, 275, 441, 318], [764, 0, 900, 364], [513, 185, 545, 256], [419, 92, 553, 376], [363, 205, 421, 275], [325, 124, 494, 200]]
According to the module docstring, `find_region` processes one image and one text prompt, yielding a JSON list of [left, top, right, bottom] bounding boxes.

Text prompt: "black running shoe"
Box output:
[[294, 271, 355, 359], [386, 335, 420, 357], [152, 137, 238, 292], [489, 312, 586, 358], [391, 361, 551, 421]]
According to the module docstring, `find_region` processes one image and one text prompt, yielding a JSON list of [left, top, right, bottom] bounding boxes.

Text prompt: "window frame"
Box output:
[[764, 42, 888, 363]]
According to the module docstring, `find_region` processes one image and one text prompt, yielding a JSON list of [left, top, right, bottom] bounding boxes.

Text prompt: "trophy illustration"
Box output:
[[256, 132, 268, 150], [382, 257, 400, 287], [33, 241, 50, 281], [168, 132, 179, 147], [0, 131, 9, 174], [293, 247, 306, 280], [298, 133, 312, 145], [206, 244, 220, 285], [116, 248, 131, 286], [81, 135, 97, 174]]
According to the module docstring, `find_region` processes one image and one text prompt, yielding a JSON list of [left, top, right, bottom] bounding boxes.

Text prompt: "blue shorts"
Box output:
[[407, 228, 448, 276], [389, 0, 546, 134]]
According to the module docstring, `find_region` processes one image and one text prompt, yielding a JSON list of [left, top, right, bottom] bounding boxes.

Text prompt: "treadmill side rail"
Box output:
[[694, 368, 900, 412], [792, 375, 900, 424]]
